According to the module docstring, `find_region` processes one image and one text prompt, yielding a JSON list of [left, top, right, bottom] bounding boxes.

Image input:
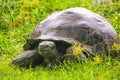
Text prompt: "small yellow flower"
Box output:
[[29, 14, 35, 22], [21, 0, 30, 10], [93, 56, 100, 64], [12, 16, 20, 27], [32, 0, 40, 6], [118, 0, 120, 8], [12, 23, 19, 27], [14, 16, 20, 23], [12, 16, 22, 27], [112, 43, 120, 51], [20, 10, 26, 17], [99, 76, 105, 80], [106, 62, 111, 66], [109, 0, 113, 6], [72, 44, 85, 55]]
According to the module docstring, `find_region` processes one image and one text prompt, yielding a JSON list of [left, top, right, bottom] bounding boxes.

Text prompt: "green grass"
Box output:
[[0, 0, 120, 80]]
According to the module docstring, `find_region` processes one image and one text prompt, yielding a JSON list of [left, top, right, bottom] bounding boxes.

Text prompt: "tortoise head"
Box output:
[[38, 41, 56, 58]]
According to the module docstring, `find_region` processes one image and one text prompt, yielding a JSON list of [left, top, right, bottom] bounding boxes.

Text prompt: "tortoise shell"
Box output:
[[24, 7, 118, 54]]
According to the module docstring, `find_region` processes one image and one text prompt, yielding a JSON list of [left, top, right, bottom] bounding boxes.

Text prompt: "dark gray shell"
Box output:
[[24, 7, 118, 54]]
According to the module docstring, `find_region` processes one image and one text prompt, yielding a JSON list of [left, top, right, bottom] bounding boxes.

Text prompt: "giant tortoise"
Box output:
[[12, 7, 118, 68]]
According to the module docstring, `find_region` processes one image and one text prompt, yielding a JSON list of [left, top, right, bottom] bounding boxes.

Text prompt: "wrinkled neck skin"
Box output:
[[42, 51, 61, 68]]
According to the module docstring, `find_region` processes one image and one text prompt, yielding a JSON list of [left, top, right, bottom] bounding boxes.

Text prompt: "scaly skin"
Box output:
[[38, 41, 61, 67], [12, 49, 44, 68]]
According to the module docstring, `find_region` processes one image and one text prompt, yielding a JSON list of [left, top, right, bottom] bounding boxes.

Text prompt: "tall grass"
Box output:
[[0, 0, 120, 80]]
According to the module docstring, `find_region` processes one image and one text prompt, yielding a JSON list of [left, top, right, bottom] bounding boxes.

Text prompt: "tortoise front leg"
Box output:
[[12, 49, 44, 68]]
